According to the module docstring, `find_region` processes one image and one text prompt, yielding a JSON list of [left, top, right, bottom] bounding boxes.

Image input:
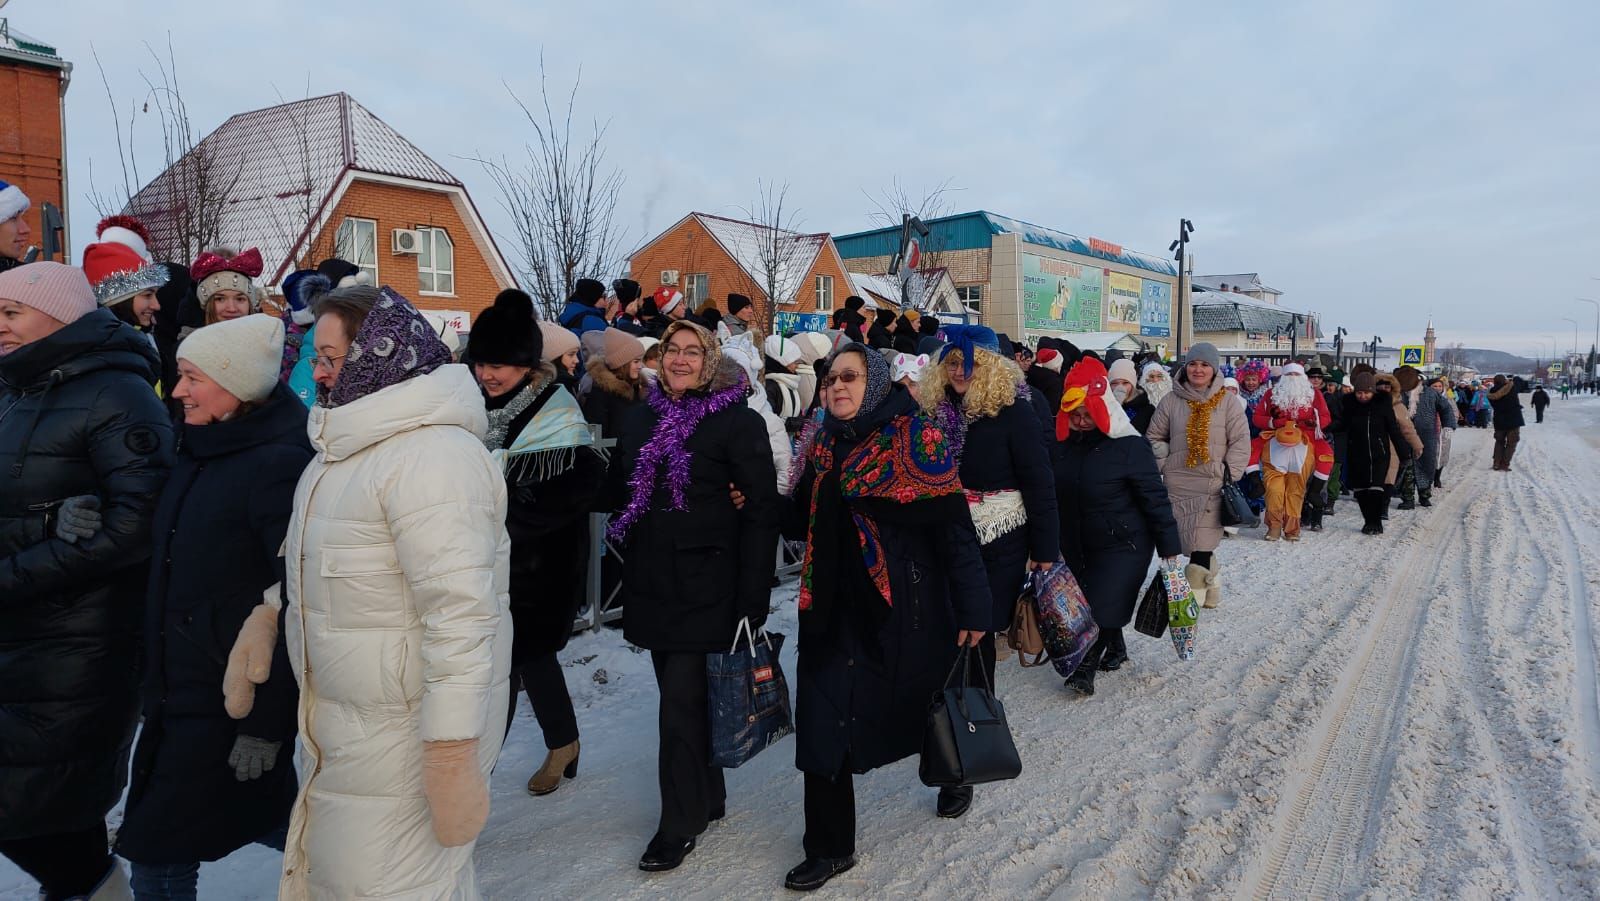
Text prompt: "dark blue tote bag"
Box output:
[[707, 617, 794, 768]]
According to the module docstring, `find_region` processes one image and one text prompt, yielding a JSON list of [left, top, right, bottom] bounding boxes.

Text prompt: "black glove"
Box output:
[[228, 735, 282, 782], [1239, 471, 1266, 501], [55, 495, 102, 544], [1306, 477, 1328, 509]]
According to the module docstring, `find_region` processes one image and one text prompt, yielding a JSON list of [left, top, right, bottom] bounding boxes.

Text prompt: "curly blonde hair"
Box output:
[[917, 347, 1024, 419]]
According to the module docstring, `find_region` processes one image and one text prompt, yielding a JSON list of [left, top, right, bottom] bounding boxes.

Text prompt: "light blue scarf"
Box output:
[[495, 379, 603, 484]]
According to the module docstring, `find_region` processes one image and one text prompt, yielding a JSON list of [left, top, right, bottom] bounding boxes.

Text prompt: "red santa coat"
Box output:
[[1251, 388, 1330, 435]]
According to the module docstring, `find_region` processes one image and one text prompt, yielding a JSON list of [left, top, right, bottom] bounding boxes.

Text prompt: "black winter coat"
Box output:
[[1491, 382, 1526, 428], [784, 395, 991, 776], [602, 370, 780, 653], [954, 392, 1059, 629], [1026, 366, 1064, 417], [0, 309, 174, 841], [1122, 390, 1156, 435], [501, 377, 607, 662], [1055, 429, 1182, 629], [580, 360, 644, 442], [1531, 388, 1550, 409], [1338, 393, 1410, 490], [116, 384, 309, 864]]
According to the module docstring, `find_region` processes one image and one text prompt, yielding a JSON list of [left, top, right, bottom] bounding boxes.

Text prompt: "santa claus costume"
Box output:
[[1245, 364, 1334, 540]]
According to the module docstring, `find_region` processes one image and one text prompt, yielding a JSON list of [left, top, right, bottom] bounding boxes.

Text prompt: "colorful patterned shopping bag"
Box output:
[[1162, 562, 1199, 660], [1031, 559, 1101, 678]]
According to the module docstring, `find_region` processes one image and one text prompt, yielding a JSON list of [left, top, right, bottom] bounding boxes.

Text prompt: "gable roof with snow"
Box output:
[[1193, 273, 1283, 296], [849, 268, 962, 313], [1192, 289, 1320, 337], [124, 93, 510, 286], [692, 213, 827, 304]]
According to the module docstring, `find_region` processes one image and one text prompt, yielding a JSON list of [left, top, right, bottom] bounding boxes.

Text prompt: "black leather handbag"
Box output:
[[1219, 464, 1260, 529], [919, 647, 1023, 788], [1134, 572, 1169, 638]]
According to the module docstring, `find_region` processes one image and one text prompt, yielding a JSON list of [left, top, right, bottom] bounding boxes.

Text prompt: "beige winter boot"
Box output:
[[527, 739, 580, 796], [1204, 566, 1222, 608], [1184, 564, 1212, 609]]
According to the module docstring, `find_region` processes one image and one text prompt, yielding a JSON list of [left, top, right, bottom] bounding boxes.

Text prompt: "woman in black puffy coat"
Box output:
[[116, 315, 311, 895], [1054, 357, 1182, 696], [0, 264, 174, 900]]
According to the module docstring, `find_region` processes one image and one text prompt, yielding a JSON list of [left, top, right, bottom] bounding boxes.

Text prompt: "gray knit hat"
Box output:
[[1185, 342, 1221, 369]]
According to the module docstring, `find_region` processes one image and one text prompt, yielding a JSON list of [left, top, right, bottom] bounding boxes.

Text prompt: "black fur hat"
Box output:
[[467, 289, 542, 367], [727, 293, 752, 316]]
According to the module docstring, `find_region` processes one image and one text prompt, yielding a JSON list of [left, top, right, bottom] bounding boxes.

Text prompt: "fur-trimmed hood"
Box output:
[[586, 355, 642, 402]]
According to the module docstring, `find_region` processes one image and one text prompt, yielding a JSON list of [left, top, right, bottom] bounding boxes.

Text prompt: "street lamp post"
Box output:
[[1577, 297, 1598, 381]]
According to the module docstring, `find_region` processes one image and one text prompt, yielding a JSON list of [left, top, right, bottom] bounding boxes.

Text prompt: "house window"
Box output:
[[814, 274, 834, 311], [333, 217, 378, 283], [957, 285, 982, 311], [684, 273, 709, 308], [417, 227, 454, 295]]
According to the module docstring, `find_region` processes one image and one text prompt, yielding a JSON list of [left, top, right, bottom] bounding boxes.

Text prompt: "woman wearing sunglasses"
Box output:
[[600, 320, 780, 874], [782, 342, 990, 891]]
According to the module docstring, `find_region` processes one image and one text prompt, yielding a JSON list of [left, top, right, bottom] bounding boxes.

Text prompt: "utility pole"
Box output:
[[1333, 327, 1347, 371], [1169, 219, 1193, 356]]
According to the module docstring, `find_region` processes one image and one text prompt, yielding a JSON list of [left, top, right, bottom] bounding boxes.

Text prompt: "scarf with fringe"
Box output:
[[485, 371, 603, 484]]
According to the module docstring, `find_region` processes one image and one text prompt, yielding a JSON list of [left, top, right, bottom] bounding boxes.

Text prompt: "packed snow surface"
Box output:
[[7, 397, 1600, 900]]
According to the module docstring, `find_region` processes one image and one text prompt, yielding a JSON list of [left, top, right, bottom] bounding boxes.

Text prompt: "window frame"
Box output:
[[684, 273, 709, 309], [416, 226, 455, 297], [814, 274, 834, 311], [333, 216, 378, 284]]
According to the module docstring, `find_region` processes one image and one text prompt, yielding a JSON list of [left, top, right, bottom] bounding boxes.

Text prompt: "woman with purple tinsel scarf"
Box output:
[[599, 319, 780, 875]]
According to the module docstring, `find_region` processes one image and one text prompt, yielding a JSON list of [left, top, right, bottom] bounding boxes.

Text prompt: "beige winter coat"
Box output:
[[1374, 374, 1424, 484], [1147, 375, 1251, 554], [281, 364, 514, 901]]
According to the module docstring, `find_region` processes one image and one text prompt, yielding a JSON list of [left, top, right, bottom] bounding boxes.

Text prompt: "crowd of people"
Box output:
[[0, 183, 1542, 899]]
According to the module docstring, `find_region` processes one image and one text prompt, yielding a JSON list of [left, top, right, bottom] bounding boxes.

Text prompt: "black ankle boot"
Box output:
[[1098, 631, 1128, 671], [639, 834, 695, 872], [1065, 664, 1096, 696], [936, 785, 973, 818], [785, 855, 856, 891]]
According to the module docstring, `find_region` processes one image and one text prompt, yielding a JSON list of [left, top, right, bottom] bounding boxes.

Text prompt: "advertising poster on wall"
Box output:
[[1022, 253, 1103, 332], [1106, 272, 1141, 333], [773, 311, 831, 334], [1140, 279, 1172, 338]]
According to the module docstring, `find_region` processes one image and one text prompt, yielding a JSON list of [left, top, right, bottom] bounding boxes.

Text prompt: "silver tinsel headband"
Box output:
[[94, 262, 171, 308]]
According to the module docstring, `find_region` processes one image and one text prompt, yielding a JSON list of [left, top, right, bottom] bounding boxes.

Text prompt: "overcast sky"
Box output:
[[16, 0, 1599, 358]]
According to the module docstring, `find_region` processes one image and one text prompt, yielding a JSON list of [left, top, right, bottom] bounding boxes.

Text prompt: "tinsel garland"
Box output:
[[606, 373, 748, 542], [91, 262, 169, 308], [1184, 388, 1229, 468]]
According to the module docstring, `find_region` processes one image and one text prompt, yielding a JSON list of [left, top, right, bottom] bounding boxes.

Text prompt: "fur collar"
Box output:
[[587, 357, 641, 401], [1489, 381, 1516, 401]]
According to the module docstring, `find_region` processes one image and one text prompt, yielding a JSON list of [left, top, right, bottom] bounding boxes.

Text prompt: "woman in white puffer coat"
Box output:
[[280, 284, 513, 900]]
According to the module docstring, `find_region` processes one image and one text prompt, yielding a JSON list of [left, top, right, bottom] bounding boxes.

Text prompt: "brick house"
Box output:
[[126, 93, 516, 328], [0, 18, 71, 259], [626, 212, 855, 327]]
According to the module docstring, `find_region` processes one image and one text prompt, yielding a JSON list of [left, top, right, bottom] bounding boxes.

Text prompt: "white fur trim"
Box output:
[[98, 225, 152, 262], [0, 184, 28, 223]]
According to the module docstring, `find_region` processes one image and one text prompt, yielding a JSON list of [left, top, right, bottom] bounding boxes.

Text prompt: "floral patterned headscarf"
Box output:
[[322, 287, 454, 408]]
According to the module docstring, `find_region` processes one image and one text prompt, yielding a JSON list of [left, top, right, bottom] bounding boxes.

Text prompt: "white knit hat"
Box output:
[[763, 333, 802, 368], [176, 314, 285, 403]]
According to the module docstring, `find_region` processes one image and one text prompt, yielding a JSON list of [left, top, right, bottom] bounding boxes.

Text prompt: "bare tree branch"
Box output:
[[862, 176, 959, 275], [739, 179, 808, 333], [469, 55, 625, 320]]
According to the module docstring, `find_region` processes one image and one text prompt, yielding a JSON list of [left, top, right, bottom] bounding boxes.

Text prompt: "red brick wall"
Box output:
[[302, 178, 509, 319], [627, 215, 848, 324], [0, 59, 67, 259]]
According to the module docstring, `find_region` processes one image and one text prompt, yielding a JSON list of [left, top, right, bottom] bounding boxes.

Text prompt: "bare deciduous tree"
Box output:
[[89, 37, 243, 263], [740, 180, 809, 333], [472, 58, 624, 321], [863, 176, 959, 272], [1438, 342, 1468, 377]]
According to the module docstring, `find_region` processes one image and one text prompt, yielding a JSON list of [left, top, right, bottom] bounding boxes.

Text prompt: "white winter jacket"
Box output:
[[280, 364, 514, 901]]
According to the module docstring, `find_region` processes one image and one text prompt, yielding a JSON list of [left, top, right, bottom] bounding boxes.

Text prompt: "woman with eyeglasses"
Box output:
[[280, 284, 513, 900], [915, 324, 1055, 817], [600, 320, 780, 874], [781, 342, 990, 891]]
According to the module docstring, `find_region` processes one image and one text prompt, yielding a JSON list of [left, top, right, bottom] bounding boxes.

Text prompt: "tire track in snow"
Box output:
[[1243, 481, 1475, 901]]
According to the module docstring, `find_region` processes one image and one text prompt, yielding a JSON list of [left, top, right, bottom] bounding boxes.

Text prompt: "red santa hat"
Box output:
[[1036, 347, 1063, 373], [82, 239, 169, 308], [95, 215, 153, 262]]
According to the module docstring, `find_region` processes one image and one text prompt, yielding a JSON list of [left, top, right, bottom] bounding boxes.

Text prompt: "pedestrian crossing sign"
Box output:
[[1400, 345, 1425, 365], [1549, 362, 1563, 373]]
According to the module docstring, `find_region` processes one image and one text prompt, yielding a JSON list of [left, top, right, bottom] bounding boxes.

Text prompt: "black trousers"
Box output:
[[504, 652, 580, 749], [1535, 407, 1546, 423], [1355, 488, 1387, 530], [0, 824, 110, 899], [650, 650, 726, 841], [802, 767, 856, 859], [1189, 550, 1214, 570]]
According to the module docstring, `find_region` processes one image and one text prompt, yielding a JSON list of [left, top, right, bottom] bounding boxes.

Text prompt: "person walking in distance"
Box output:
[[1530, 384, 1550, 424], [1488, 374, 1526, 471]]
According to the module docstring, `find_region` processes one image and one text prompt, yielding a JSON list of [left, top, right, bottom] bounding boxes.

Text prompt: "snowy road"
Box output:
[[5, 397, 1599, 900]]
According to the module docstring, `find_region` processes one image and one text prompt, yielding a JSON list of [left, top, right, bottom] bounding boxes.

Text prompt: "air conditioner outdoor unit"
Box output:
[[392, 228, 424, 255], [660, 269, 680, 285]]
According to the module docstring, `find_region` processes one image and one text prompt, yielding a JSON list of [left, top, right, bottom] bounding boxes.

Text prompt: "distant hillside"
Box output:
[[1458, 348, 1535, 374]]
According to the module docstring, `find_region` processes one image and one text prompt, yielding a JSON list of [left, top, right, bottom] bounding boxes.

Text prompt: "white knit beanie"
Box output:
[[176, 314, 285, 403]]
